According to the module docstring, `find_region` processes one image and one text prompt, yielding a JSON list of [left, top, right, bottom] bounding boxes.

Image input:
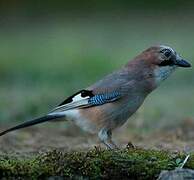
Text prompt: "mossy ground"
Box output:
[[0, 147, 193, 180]]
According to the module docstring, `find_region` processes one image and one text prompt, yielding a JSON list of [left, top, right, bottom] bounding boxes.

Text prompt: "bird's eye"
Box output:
[[160, 48, 172, 59], [158, 48, 175, 66]]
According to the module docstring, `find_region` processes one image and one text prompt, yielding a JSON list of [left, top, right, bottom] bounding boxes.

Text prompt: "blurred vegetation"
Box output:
[[0, 0, 193, 134]]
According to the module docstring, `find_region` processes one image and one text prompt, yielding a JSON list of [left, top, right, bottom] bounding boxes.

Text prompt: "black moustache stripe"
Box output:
[[159, 60, 174, 66]]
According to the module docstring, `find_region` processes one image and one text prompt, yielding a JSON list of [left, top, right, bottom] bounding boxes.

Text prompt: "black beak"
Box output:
[[175, 59, 191, 68]]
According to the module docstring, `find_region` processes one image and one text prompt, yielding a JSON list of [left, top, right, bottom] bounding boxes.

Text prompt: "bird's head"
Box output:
[[135, 45, 191, 86]]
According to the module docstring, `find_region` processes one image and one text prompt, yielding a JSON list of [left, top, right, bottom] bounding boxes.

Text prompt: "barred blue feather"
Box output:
[[88, 91, 121, 105]]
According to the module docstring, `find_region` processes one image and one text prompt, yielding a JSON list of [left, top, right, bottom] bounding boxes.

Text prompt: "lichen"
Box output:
[[0, 147, 193, 179]]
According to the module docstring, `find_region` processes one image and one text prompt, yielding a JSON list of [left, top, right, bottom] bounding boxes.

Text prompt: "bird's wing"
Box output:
[[50, 68, 132, 114], [49, 89, 122, 114]]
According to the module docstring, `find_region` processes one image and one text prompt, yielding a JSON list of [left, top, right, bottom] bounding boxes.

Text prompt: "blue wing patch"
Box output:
[[88, 91, 121, 105]]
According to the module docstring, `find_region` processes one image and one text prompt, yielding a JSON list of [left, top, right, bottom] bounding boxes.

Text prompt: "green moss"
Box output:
[[0, 147, 192, 179]]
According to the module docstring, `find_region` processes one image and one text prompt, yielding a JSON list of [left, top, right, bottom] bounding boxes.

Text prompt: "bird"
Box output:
[[0, 45, 191, 149]]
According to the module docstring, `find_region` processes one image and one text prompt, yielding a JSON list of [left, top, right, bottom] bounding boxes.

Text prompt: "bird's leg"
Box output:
[[98, 128, 119, 150]]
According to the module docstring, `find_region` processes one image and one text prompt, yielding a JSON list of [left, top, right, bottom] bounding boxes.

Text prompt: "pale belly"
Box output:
[[64, 109, 99, 134]]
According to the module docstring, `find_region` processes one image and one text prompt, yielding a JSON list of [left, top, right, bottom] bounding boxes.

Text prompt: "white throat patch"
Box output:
[[154, 65, 177, 85]]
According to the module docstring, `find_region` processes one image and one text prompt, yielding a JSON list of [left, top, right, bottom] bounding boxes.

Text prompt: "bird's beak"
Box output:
[[174, 57, 191, 68]]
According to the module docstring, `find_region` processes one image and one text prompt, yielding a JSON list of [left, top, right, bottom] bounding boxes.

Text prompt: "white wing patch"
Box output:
[[72, 93, 89, 102], [49, 91, 93, 114]]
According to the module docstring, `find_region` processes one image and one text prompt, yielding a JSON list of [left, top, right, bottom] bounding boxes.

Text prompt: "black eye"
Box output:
[[164, 50, 171, 57], [160, 49, 172, 58]]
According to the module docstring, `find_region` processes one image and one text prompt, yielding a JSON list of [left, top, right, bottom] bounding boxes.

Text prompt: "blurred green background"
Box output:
[[0, 0, 193, 133]]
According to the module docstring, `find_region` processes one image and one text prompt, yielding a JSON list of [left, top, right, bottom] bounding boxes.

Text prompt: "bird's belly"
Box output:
[[64, 109, 99, 134]]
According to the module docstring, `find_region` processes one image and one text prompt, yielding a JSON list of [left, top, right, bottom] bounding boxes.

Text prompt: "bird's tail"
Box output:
[[0, 114, 63, 136]]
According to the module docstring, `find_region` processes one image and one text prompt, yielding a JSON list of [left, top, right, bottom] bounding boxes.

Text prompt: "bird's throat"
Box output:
[[154, 66, 177, 85]]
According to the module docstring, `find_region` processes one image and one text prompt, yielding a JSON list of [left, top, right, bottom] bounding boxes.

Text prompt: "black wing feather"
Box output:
[[58, 90, 94, 106]]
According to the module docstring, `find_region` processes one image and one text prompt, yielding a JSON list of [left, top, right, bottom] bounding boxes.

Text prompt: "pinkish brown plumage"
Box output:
[[0, 45, 191, 149]]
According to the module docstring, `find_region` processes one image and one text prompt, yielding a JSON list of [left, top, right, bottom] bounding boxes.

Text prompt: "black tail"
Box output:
[[0, 114, 63, 136]]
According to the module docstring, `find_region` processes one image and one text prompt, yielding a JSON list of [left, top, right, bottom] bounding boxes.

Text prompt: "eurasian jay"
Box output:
[[0, 45, 191, 149]]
